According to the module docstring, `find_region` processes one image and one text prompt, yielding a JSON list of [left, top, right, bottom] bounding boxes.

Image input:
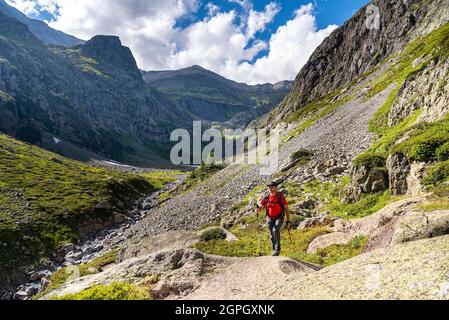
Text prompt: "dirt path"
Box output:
[[180, 256, 318, 300]]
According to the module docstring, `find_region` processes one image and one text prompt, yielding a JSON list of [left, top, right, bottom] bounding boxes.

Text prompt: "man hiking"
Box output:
[[257, 181, 292, 256]]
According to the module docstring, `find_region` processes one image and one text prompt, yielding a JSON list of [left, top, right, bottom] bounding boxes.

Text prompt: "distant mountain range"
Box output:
[[0, 0, 84, 47], [142, 66, 291, 125], [0, 2, 291, 166]]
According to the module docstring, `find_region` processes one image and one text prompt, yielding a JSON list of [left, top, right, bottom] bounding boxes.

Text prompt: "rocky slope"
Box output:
[[264, 0, 449, 125], [142, 65, 292, 126], [0, 0, 83, 47]]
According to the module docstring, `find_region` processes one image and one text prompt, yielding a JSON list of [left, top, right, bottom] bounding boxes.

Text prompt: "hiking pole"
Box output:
[[252, 200, 263, 257], [286, 220, 293, 244]]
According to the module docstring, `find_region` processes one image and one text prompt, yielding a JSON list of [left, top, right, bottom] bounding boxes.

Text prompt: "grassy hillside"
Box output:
[[0, 134, 177, 275]]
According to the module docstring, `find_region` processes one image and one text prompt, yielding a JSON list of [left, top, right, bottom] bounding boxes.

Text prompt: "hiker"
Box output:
[[257, 181, 292, 256]]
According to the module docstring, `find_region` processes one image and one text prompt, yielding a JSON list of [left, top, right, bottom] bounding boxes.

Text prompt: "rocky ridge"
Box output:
[[265, 0, 449, 126]]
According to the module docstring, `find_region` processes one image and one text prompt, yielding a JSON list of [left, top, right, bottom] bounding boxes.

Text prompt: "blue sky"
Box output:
[[174, 0, 369, 61], [8, 0, 370, 84]]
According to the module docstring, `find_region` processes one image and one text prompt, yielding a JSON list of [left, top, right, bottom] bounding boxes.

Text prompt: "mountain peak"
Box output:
[[0, 10, 42, 45], [81, 35, 142, 80], [0, 0, 83, 47]]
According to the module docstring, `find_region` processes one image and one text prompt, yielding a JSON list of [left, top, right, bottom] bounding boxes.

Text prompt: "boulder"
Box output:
[[325, 166, 346, 177], [61, 243, 76, 255], [294, 198, 316, 210], [344, 162, 389, 202], [13, 290, 28, 300], [406, 162, 427, 196], [298, 215, 335, 230], [280, 149, 311, 172], [113, 213, 126, 224], [95, 200, 112, 210], [307, 232, 353, 254], [391, 211, 449, 245], [387, 153, 410, 195]]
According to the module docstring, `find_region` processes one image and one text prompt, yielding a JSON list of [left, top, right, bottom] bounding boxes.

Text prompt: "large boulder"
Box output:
[[307, 232, 353, 254], [298, 215, 335, 230], [391, 211, 449, 245], [386, 153, 410, 195], [343, 161, 389, 202], [280, 149, 312, 172], [406, 161, 427, 196]]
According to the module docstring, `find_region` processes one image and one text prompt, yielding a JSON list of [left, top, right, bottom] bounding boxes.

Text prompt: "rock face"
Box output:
[[386, 153, 411, 195], [344, 162, 389, 201], [280, 149, 311, 172], [81, 36, 142, 81], [389, 58, 449, 125], [44, 249, 230, 300], [0, 15, 191, 166], [406, 161, 427, 196], [265, 0, 449, 125]]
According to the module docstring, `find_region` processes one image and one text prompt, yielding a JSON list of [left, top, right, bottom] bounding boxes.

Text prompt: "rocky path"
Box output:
[[181, 257, 319, 300], [180, 235, 449, 300]]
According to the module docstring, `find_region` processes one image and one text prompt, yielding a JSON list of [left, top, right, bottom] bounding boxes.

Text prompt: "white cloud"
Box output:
[[5, 0, 338, 85], [206, 2, 219, 16], [6, 0, 59, 16]]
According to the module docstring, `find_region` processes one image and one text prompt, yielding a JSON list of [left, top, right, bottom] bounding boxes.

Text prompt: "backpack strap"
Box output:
[[277, 192, 285, 212], [264, 195, 269, 216]]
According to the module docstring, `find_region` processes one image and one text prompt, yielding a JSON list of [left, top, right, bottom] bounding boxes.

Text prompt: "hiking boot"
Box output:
[[272, 251, 280, 257]]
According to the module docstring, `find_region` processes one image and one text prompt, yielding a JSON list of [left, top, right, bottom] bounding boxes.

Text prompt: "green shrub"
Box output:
[[34, 250, 118, 299], [353, 153, 386, 170], [436, 142, 449, 161], [200, 227, 227, 242], [51, 282, 153, 300], [423, 160, 449, 188], [391, 117, 449, 162]]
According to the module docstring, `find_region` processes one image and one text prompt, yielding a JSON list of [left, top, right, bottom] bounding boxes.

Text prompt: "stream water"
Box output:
[[9, 179, 182, 300]]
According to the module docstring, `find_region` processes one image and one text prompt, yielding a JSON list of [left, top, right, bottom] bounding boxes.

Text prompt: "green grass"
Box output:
[[418, 197, 449, 212], [177, 163, 225, 193], [0, 134, 174, 275], [50, 282, 153, 300], [329, 191, 393, 219], [194, 222, 329, 259], [305, 236, 369, 267], [193, 218, 367, 267], [285, 178, 393, 219], [391, 116, 449, 163], [34, 250, 119, 299]]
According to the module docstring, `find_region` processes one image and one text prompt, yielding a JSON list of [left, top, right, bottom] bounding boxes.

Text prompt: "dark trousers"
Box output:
[[266, 215, 284, 255]]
